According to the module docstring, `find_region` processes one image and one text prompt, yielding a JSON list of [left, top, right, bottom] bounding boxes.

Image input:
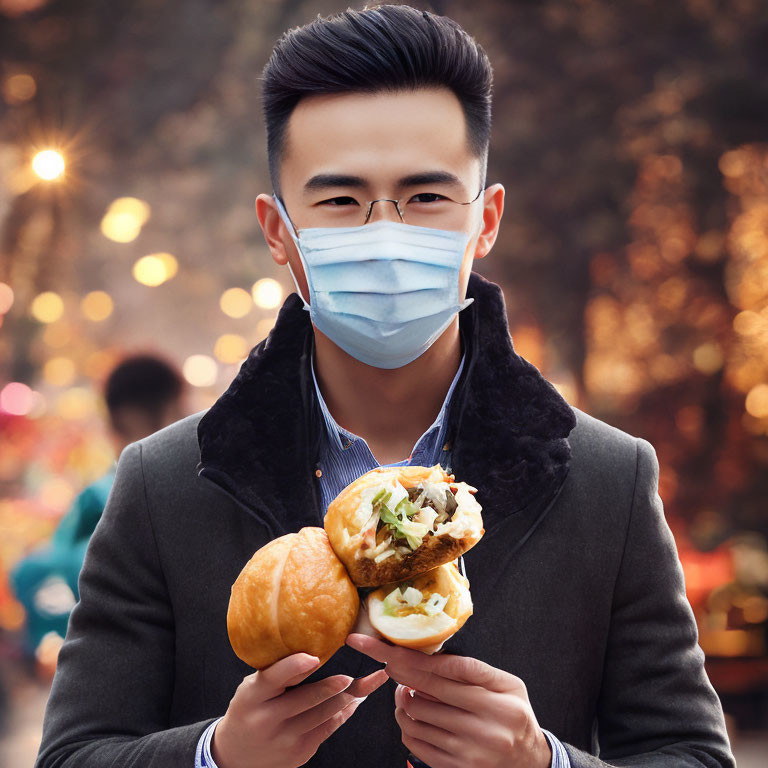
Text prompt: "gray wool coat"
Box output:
[[35, 272, 736, 767]]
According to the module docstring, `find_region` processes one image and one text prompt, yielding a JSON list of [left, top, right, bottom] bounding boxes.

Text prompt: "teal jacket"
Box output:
[[10, 466, 116, 653]]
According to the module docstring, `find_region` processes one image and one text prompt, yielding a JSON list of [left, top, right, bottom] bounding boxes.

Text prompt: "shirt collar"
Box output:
[[309, 333, 467, 456]]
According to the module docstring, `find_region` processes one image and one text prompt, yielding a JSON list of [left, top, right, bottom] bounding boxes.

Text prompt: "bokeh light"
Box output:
[[42, 357, 77, 387], [214, 334, 249, 364], [745, 384, 768, 419], [0, 281, 14, 314], [110, 197, 150, 223], [55, 387, 98, 420], [252, 278, 283, 309], [152, 252, 178, 280], [1, 72, 36, 104], [133, 254, 175, 286], [182, 354, 218, 387], [101, 213, 142, 243], [100, 197, 151, 243], [255, 316, 276, 340], [0, 382, 35, 415], [30, 291, 64, 323], [692, 342, 724, 374], [80, 290, 114, 322], [31, 149, 65, 180], [220, 287, 252, 318]]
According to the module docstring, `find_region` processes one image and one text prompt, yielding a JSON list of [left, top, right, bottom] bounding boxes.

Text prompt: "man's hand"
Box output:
[[212, 651, 388, 768], [346, 633, 552, 768]]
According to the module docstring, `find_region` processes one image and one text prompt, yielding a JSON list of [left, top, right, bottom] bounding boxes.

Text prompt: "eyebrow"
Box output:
[[303, 170, 465, 193]]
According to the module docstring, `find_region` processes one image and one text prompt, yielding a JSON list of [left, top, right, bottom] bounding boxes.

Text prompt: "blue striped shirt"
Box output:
[[197, 332, 570, 767], [310, 337, 466, 511]]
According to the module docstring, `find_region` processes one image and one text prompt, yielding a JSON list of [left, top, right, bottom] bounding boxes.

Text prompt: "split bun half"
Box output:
[[367, 560, 473, 654]]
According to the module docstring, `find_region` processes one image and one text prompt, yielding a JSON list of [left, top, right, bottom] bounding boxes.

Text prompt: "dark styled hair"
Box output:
[[104, 353, 185, 435], [261, 3, 493, 197]]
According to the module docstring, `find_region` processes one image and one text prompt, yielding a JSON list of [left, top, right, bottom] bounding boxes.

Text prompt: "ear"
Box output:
[[255, 193, 292, 266], [473, 182, 505, 260], [255, 193, 311, 305]]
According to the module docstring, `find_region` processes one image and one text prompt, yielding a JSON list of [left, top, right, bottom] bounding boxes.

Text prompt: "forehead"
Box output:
[[280, 87, 478, 194]]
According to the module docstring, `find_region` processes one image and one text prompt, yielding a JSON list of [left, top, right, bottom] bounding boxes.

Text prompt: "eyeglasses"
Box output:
[[279, 185, 486, 232]]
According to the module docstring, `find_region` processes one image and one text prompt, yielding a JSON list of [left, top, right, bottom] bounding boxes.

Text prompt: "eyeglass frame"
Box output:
[[274, 183, 487, 236]]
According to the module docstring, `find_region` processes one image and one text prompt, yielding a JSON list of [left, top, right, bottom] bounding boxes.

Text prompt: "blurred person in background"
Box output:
[[9, 352, 188, 679]]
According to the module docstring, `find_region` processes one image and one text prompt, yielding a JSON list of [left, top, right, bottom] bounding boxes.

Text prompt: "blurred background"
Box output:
[[1, 0, 767, 765]]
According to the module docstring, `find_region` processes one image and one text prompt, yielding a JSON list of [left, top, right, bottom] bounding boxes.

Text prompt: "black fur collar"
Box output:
[[196, 271, 576, 538]]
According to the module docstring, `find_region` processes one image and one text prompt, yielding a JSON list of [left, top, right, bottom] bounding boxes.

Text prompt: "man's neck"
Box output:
[[312, 317, 462, 464]]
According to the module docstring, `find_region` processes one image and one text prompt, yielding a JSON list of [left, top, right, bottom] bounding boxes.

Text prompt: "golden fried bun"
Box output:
[[227, 526, 359, 669], [367, 560, 473, 654], [324, 464, 483, 587]]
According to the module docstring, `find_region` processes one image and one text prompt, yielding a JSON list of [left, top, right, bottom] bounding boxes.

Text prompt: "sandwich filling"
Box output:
[[381, 580, 449, 617], [368, 581, 455, 640], [354, 477, 481, 562]]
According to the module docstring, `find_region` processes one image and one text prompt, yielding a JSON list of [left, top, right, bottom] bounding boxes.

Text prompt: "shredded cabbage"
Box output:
[[423, 593, 449, 616], [402, 587, 423, 607]]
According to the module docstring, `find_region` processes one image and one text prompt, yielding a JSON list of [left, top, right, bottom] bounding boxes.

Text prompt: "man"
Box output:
[[35, 5, 736, 768], [12, 352, 188, 674]]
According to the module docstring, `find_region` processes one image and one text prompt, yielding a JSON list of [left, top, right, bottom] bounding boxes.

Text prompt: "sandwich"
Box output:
[[324, 464, 483, 587], [365, 560, 472, 654], [227, 526, 359, 669]]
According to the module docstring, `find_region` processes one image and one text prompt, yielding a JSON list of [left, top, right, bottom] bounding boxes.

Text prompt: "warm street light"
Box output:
[[31, 149, 65, 181]]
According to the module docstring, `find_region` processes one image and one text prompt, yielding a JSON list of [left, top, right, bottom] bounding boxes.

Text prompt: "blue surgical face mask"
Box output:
[[273, 194, 479, 369]]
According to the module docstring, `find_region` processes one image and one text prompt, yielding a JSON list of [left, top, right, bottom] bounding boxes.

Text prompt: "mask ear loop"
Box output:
[[272, 194, 311, 310], [454, 188, 486, 314]]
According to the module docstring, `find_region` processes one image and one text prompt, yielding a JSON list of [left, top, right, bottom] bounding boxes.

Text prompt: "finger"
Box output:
[[255, 653, 321, 699], [344, 668, 389, 699], [287, 686, 366, 735], [299, 693, 364, 750], [386, 663, 486, 713], [397, 685, 484, 736], [429, 653, 524, 694], [274, 674, 354, 719], [346, 633, 429, 669], [284, 668, 389, 729], [347, 634, 520, 694], [395, 705, 461, 768], [403, 686, 441, 703]]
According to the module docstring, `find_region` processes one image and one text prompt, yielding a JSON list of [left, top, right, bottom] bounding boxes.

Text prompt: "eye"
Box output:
[[317, 196, 360, 206], [409, 193, 449, 204]]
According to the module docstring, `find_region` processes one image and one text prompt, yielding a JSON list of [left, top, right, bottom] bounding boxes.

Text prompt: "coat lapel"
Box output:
[[196, 270, 576, 540], [444, 272, 577, 537]]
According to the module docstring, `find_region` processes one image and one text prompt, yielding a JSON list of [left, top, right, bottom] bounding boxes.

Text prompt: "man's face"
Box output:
[[257, 86, 504, 307]]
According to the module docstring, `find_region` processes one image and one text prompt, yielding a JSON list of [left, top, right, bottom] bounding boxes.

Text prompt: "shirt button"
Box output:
[[315, 468, 323, 478], [343, 438, 352, 450], [442, 441, 452, 451]]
